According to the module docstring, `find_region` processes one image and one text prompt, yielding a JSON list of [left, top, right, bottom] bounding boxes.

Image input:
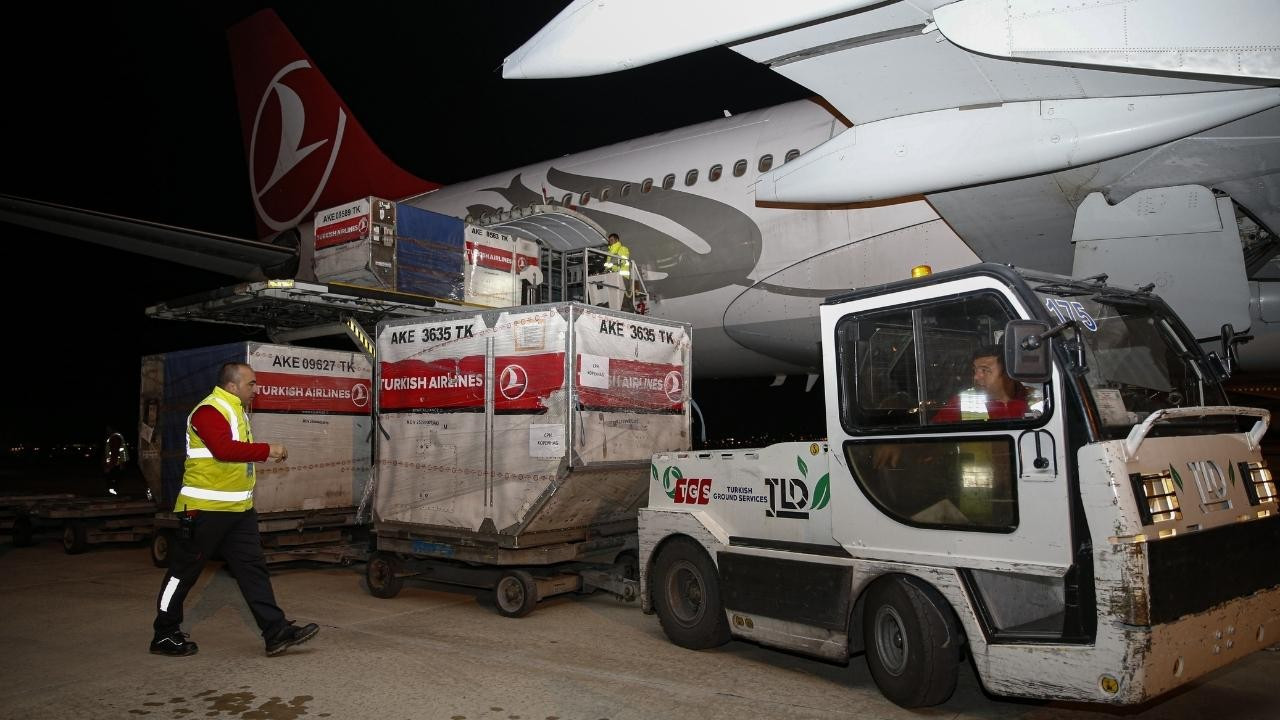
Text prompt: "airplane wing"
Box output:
[[0, 194, 298, 280], [726, 0, 1278, 126], [504, 0, 1280, 273]]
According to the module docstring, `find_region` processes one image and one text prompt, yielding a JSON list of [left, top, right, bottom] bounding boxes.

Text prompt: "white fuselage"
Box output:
[[404, 100, 978, 377]]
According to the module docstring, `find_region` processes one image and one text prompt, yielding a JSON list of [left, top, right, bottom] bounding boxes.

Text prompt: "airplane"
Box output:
[[1, 3, 1278, 382], [502, 0, 1280, 372]]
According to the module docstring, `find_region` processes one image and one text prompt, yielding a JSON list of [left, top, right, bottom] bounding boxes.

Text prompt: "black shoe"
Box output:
[[265, 621, 319, 656], [150, 630, 198, 656]]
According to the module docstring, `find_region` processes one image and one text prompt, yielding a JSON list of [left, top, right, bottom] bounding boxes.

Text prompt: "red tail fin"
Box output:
[[227, 10, 439, 239]]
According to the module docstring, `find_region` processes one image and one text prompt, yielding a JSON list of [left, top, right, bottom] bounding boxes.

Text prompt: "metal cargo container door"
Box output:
[[570, 305, 692, 466], [488, 308, 573, 534], [375, 314, 489, 531]]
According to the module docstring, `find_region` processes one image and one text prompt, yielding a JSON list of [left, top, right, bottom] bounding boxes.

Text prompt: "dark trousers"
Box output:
[[152, 508, 286, 640]]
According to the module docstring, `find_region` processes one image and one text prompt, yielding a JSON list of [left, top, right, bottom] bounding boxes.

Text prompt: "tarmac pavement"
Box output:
[[1, 539, 1277, 720]]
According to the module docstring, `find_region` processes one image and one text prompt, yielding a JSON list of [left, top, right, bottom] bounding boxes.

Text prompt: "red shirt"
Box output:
[[933, 387, 1030, 423], [190, 405, 270, 463]]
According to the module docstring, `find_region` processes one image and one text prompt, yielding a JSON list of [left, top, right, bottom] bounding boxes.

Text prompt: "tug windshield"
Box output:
[[1028, 277, 1229, 440]]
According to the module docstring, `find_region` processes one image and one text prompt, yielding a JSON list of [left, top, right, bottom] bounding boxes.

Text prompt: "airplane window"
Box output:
[[685, 169, 698, 186], [785, 149, 800, 163], [709, 164, 722, 182], [733, 159, 747, 177], [758, 154, 773, 173], [562, 193, 573, 206], [621, 183, 631, 197], [600, 187, 611, 202], [641, 178, 653, 193], [662, 173, 675, 190], [580, 191, 591, 205]]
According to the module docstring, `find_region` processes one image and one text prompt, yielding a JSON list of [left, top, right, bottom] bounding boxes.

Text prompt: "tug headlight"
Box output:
[[1238, 461, 1277, 506], [1129, 470, 1183, 525]]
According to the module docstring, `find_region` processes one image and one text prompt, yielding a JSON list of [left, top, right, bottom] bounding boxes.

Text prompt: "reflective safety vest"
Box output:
[[604, 240, 631, 277], [956, 388, 991, 421], [175, 386, 256, 512], [955, 387, 1030, 421]]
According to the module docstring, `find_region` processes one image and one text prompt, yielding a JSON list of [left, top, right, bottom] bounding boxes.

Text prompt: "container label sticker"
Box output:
[[579, 354, 610, 389], [530, 424, 565, 458]]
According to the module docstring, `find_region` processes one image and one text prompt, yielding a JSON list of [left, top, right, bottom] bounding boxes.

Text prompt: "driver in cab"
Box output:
[[933, 345, 1030, 423]]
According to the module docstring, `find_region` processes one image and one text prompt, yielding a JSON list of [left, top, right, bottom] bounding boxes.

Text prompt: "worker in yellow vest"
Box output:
[[602, 232, 634, 311], [150, 362, 319, 657], [603, 232, 631, 278]]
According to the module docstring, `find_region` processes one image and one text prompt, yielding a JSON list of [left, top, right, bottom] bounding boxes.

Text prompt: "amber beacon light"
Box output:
[[911, 264, 932, 278]]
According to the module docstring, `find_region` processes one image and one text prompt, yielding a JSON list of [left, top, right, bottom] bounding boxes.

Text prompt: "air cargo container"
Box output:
[[313, 197, 539, 307], [139, 341, 373, 565], [312, 197, 399, 289], [463, 224, 541, 307], [367, 302, 690, 616]]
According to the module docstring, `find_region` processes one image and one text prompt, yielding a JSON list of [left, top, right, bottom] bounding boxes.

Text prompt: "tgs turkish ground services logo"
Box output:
[[652, 463, 710, 505]]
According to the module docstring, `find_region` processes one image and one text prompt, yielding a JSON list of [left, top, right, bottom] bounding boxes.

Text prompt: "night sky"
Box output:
[[0, 3, 820, 448]]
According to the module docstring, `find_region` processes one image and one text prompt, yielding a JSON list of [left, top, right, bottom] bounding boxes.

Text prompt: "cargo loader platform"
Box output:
[[144, 279, 470, 344]]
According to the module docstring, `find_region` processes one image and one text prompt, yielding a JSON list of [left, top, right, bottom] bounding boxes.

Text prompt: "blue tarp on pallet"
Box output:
[[395, 205, 464, 300]]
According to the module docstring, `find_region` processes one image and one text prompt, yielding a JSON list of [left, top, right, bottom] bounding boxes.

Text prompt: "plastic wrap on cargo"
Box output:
[[396, 204, 464, 300], [463, 225, 541, 308], [314, 239, 395, 288], [138, 342, 372, 513], [571, 306, 689, 464], [312, 197, 396, 288], [374, 303, 691, 539]]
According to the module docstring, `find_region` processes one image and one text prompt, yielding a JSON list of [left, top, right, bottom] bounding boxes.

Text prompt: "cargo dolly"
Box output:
[[149, 507, 371, 568], [10, 496, 156, 554], [366, 517, 641, 618], [2, 493, 74, 544]]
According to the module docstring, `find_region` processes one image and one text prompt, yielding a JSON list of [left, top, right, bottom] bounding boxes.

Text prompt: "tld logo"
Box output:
[[674, 477, 711, 505], [765, 478, 810, 519], [764, 456, 832, 520]]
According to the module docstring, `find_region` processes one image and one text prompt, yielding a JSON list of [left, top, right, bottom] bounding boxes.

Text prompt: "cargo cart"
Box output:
[[366, 302, 690, 616], [12, 496, 156, 554]]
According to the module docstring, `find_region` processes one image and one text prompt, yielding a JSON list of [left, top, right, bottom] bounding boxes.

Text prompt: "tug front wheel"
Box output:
[[862, 576, 960, 708]]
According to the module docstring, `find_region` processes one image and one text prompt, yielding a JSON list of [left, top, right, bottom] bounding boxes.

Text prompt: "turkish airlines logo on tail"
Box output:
[[249, 60, 347, 232]]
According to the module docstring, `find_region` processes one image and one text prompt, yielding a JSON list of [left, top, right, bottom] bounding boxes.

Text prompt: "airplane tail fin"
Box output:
[[227, 10, 439, 239]]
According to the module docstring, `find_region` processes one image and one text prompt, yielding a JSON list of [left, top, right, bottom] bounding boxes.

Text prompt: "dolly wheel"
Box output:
[[62, 522, 88, 555], [365, 552, 404, 599], [150, 530, 172, 568], [494, 570, 538, 618]]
